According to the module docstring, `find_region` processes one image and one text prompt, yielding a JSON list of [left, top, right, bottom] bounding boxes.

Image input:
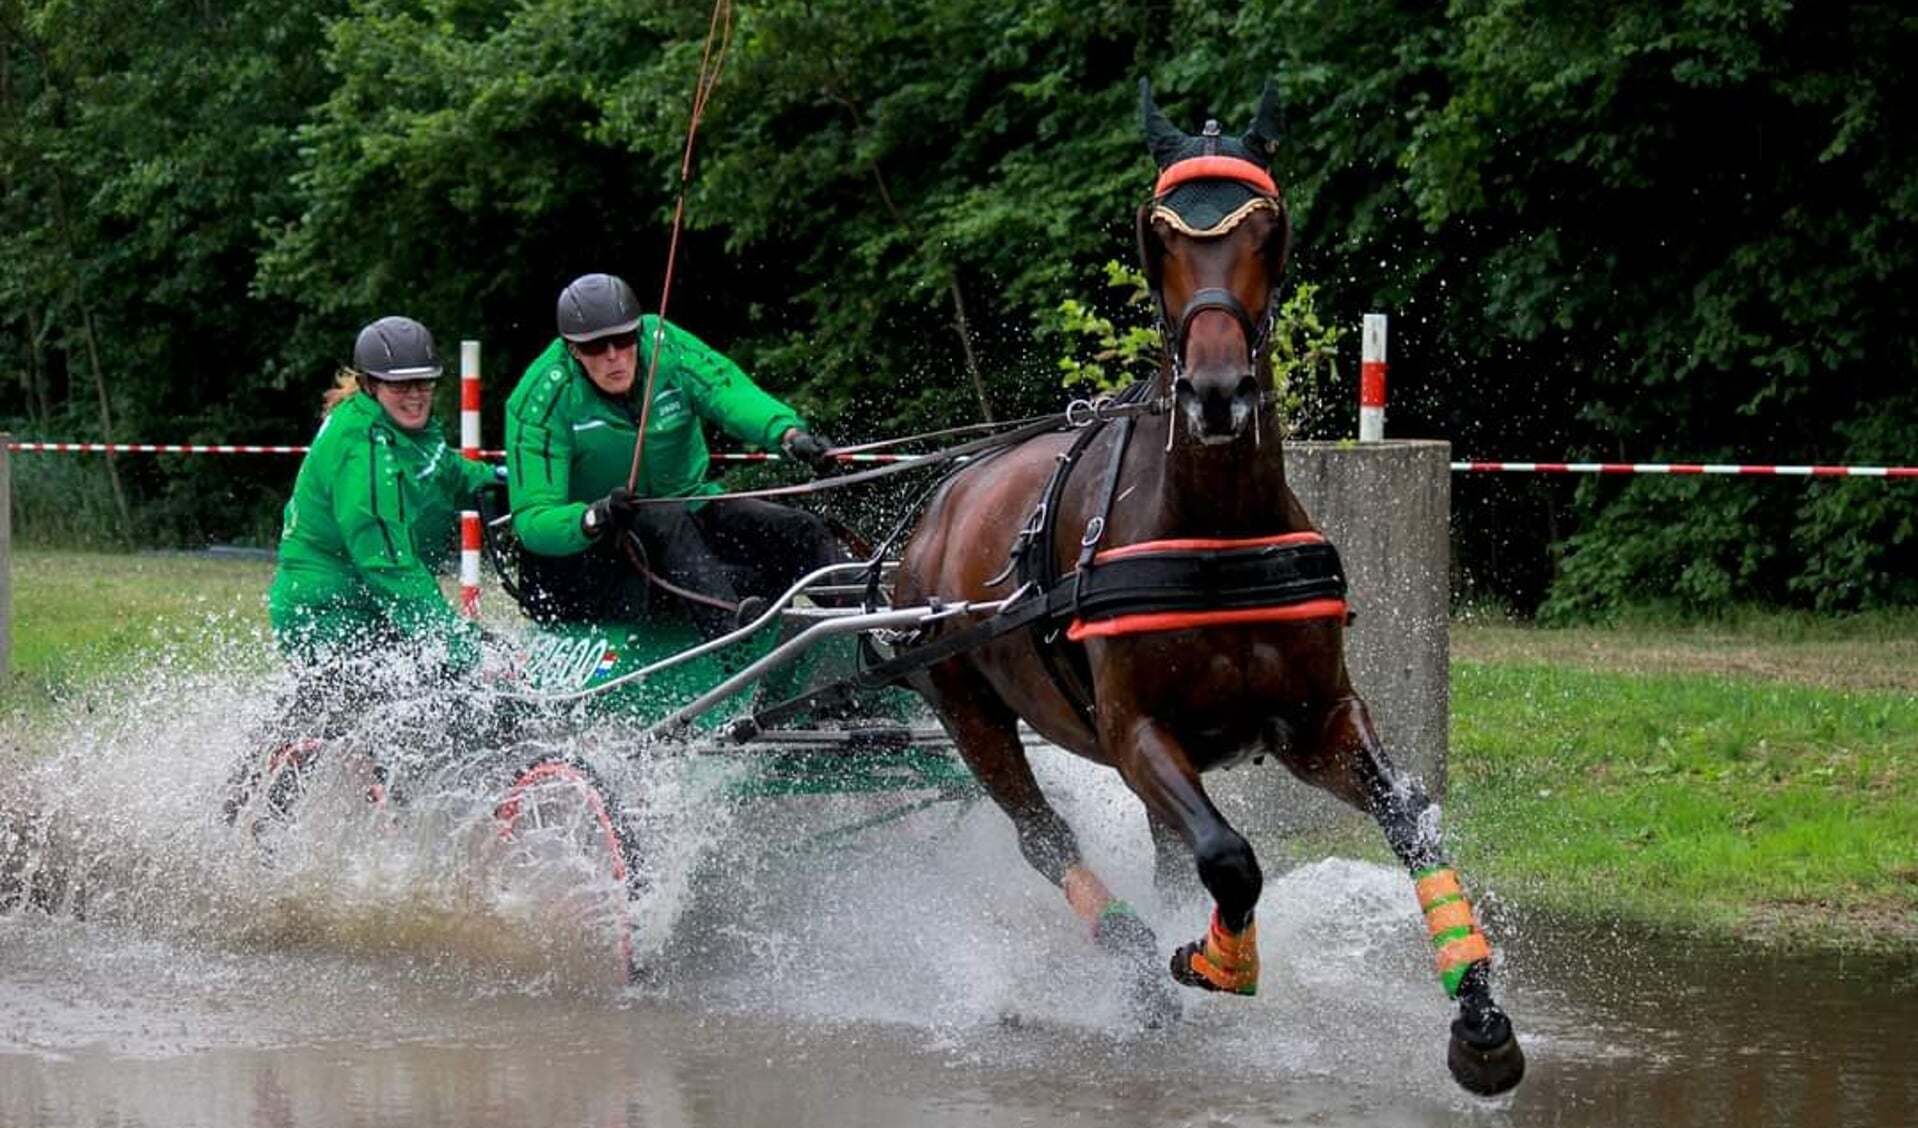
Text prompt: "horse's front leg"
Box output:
[[1114, 718, 1262, 996], [1295, 695, 1525, 1096]]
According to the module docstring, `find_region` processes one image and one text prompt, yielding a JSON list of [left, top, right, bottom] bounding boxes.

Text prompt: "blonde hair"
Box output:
[[320, 368, 364, 416]]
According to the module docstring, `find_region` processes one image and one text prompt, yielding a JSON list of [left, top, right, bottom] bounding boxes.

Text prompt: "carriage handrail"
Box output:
[[644, 596, 1011, 739], [505, 559, 881, 706], [498, 558, 1007, 725]]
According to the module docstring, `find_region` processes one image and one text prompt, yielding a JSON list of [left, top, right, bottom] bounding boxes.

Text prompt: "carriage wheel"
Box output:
[[222, 736, 388, 846], [492, 757, 642, 981]]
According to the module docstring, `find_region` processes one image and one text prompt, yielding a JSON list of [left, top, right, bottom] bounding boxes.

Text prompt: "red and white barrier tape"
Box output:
[[7, 442, 309, 455], [1450, 461, 1917, 478], [6, 442, 1913, 477]]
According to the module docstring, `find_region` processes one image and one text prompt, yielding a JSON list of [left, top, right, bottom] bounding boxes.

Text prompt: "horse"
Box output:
[[890, 80, 1525, 1095]]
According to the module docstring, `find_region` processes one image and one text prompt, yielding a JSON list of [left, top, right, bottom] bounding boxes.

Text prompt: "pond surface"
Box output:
[[1, 677, 1912, 1127]]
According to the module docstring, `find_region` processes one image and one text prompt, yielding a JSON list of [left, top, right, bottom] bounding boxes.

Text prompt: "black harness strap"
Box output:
[[997, 383, 1154, 724], [743, 537, 1346, 733], [1072, 540, 1346, 623]]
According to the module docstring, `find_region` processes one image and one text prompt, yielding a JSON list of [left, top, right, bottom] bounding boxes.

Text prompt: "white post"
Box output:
[[458, 340, 483, 619], [1360, 313, 1388, 442]]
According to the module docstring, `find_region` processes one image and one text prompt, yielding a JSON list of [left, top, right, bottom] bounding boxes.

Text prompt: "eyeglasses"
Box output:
[[367, 377, 439, 395], [573, 331, 639, 357]]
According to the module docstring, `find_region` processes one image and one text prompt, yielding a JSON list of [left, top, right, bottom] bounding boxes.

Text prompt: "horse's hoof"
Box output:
[[1168, 939, 1258, 995], [1122, 961, 1183, 1029], [1447, 1011, 1525, 1096], [1093, 904, 1158, 960], [1091, 908, 1180, 1028]]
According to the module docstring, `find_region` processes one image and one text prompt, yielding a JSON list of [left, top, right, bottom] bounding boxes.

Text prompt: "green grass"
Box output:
[[1447, 614, 1918, 949], [3, 549, 276, 710], [4, 550, 1915, 949], [1448, 661, 1917, 947]]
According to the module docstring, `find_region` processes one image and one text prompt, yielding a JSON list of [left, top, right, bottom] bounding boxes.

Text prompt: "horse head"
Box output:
[[1138, 80, 1292, 444]]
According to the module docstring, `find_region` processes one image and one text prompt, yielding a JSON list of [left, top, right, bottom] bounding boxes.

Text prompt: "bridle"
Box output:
[[1139, 155, 1286, 393]]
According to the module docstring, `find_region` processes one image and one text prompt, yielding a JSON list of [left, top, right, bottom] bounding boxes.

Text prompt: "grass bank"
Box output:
[[3, 551, 1913, 949], [2, 550, 276, 711], [1447, 613, 1917, 952]]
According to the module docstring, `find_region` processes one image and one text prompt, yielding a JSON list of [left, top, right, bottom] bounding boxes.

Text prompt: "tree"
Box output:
[[1, 0, 345, 544]]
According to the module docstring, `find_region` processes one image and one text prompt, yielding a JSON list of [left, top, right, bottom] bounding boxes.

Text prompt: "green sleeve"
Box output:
[[456, 453, 498, 498], [334, 430, 477, 664], [657, 320, 805, 451], [506, 361, 593, 556]]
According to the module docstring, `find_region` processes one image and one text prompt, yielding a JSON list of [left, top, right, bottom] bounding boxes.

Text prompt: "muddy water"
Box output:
[[1, 670, 1913, 1128]]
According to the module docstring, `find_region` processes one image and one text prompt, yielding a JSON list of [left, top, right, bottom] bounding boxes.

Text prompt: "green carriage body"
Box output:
[[511, 610, 973, 799]]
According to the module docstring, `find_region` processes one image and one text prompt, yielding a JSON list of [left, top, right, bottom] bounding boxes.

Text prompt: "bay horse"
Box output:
[[891, 80, 1524, 1095]]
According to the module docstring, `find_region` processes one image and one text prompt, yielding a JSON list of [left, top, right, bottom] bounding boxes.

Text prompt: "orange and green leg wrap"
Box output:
[[1170, 909, 1260, 996], [1062, 865, 1156, 966], [1063, 864, 1118, 933], [1415, 866, 1494, 998]]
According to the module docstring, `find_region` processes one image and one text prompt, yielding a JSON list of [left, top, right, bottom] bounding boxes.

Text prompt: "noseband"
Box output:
[[1163, 285, 1277, 384]]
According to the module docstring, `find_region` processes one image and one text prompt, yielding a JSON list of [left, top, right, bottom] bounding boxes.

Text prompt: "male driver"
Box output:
[[504, 272, 843, 637]]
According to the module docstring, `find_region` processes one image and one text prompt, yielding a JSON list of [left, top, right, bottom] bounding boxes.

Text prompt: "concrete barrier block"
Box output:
[[1207, 439, 1451, 838]]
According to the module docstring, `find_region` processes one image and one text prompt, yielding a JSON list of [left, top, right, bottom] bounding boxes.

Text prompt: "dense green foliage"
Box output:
[[4, 0, 1914, 613]]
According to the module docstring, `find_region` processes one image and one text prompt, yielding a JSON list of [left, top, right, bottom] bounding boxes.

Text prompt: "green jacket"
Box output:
[[505, 317, 805, 557], [268, 392, 495, 667]]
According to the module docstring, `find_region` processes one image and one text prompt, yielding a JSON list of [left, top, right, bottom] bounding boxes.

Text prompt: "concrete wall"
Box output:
[[1208, 438, 1451, 837]]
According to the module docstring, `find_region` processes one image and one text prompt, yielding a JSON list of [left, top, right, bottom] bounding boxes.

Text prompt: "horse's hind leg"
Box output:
[[1146, 811, 1196, 895], [1291, 695, 1525, 1096], [918, 664, 1174, 1023]]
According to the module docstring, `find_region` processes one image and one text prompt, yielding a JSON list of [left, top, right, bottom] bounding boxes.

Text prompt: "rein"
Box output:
[[632, 393, 1168, 507]]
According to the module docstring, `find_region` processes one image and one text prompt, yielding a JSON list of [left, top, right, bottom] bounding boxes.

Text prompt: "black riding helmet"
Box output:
[[353, 315, 443, 381], [556, 273, 642, 342]]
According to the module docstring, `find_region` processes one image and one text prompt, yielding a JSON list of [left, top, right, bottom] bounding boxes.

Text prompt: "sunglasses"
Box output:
[[573, 331, 639, 357]]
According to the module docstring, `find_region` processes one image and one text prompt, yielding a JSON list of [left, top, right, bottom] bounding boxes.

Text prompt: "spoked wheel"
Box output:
[[221, 737, 389, 846], [492, 756, 643, 982]]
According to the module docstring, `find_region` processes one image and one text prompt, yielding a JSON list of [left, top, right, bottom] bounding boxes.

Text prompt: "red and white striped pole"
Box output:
[[1360, 312, 1388, 442], [458, 339, 483, 619], [460, 339, 483, 460]]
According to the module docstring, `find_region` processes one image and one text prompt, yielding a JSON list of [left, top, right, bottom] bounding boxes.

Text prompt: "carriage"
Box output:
[[221, 550, 984, 976], [224, 80, 1525, 1097]]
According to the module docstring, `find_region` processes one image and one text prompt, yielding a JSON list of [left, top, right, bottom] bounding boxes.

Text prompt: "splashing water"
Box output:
[[0, 642, 751, 996], [0, 629, 1535, 1113]]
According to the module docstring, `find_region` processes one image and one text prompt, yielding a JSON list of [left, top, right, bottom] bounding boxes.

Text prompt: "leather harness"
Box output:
[[746, 388, 1349, 734], [749, 155, 1348, 730]]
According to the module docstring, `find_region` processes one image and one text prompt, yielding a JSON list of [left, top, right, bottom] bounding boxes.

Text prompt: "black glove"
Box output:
[[782, 429, 837, 474], [582, 487, 640, 537]]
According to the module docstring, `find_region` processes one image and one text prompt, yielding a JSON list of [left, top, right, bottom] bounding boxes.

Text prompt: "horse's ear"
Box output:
[[1141, 78, 1188, 169], [1265, 207, 1293, 281], [1242, 80, 1284, 161], [1136, 202, 1166, 289]]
